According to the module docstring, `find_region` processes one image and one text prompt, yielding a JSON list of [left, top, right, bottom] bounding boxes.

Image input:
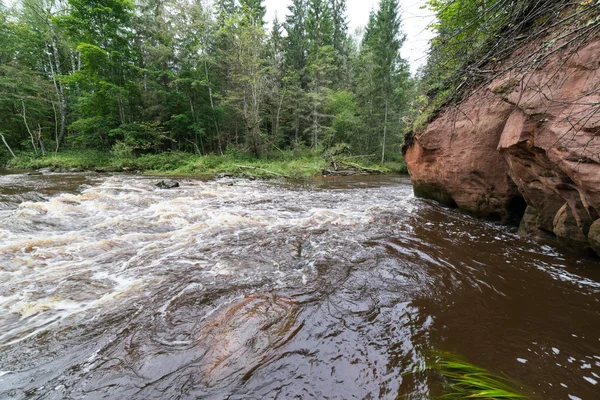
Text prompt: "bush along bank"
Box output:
[[4, 150, 407, 180]]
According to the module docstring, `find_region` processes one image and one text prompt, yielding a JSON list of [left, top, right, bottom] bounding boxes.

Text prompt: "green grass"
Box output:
[[7, 150, 114, 171], [430, 352, 529, 399], [4, 150, 407, 179]]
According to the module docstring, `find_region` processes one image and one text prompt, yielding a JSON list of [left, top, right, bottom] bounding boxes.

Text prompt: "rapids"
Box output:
[[0, 171, 599, 399]]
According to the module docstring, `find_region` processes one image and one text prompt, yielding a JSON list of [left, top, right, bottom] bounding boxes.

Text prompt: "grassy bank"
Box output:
[[4, 150, 407, 179]]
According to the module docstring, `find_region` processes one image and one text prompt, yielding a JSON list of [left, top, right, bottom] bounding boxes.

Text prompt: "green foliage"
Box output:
[[239, 0, 266, 27], [1, 0, 413, 167], [430, 352, 529, 399], [327, 90, 358, 144], [111, 141, 134, 159], [353, 0, 410, 160], [6, 149, 406, 178], [109, 122, 167, 151], [69, 116, 114, 149], [7, 150, 113, 170]]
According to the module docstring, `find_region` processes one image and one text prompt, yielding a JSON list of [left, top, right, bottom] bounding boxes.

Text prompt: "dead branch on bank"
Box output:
[[337, 160, 385, 174], [0, 133, 16, 158], [324, 154, 386, 176], [233, 165, 292, 179], [427, 0, 600, 112]]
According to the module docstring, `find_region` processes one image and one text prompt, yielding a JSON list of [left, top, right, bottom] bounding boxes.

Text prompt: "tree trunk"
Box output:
[[22, 101, 39, 156], [381, 93, 389, 163], [48, 22, 68, 149], [189, 97, 204, 155], [313, 72, 320, 149], [294, 101, 300, 144], [204, 60, 223, 155], [117, 96, 125, 124], [38, 125, 47, 156], [0, 133, 16, 158]]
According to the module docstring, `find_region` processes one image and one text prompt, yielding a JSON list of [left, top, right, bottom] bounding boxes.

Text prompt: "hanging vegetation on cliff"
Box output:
[[414, 0, 600, 131]]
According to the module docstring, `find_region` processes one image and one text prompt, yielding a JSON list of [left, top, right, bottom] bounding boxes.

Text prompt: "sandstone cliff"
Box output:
[[404, 37, 600, 255]]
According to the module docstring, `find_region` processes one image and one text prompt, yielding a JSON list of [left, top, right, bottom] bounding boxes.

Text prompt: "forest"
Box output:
[[0, 0, 419, 174], [2, 0, 590, 175]]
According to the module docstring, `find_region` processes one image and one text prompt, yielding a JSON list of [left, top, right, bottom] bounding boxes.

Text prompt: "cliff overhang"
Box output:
[[405, 11, 600, 256]]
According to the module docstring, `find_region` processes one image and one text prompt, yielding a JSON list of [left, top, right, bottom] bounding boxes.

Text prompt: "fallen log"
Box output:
[[337, 160, 385, 174], [234, 165, 292, 179]]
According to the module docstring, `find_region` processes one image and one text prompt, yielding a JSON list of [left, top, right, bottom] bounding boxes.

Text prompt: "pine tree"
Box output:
[[284, 0, 307, 77], [223, 0, 269, 156], [306, 0, 333, 52], [267, 15, 286, 143], [239, 0, 266, 27], [330, 0, 348, 55], [284, 0, 308, 145], [215, 0, 235, 28], [370, 0, 405, 162], [329, 0, 351, 88], [305, 0, 335, 148]]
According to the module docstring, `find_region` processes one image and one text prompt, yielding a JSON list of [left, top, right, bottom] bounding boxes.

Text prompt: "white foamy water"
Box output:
[[0, 175, 414, 347]]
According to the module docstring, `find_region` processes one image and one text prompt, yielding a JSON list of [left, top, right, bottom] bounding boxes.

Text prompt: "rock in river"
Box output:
[[155, 179, 180, 189], [195, 294, 301, 387]]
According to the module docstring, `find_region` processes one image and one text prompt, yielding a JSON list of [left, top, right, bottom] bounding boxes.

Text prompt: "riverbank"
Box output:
[[3, 150, 407, 179]]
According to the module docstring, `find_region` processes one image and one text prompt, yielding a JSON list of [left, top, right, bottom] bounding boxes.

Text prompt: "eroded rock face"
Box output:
[[404, 91, 519, 221], [195, 294, 301, 387], [405, 39, 600, 255]]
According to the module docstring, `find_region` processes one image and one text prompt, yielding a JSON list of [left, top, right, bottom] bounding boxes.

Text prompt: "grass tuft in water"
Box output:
[[430, 352, 529, 399]]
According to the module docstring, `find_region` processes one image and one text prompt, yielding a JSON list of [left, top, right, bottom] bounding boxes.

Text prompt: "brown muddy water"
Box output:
[[0, 170, 599, 400]]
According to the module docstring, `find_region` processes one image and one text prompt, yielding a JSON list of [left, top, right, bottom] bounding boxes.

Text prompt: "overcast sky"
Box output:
[[265, 0, 436, 73]]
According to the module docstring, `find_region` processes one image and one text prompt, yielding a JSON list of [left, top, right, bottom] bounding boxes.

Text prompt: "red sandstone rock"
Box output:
[[195, 294, 300, 387], [404, 90, 519, 220], [405, 38, 600, 255]]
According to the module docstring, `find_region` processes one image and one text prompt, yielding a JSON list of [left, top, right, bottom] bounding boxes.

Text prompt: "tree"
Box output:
[[0, 0, 416, 163], [0, 3, 55, 156], [20, 0, 70, 150], [222, 0, 269, 156], [267, 15, 286, 144], [284, 0, 309, 145], [330, 0, 350, 87], [365, 0, 405, 162], [239, 0, 265, 27], [56, 0, 135, 147], [305, 0, 335, 148]]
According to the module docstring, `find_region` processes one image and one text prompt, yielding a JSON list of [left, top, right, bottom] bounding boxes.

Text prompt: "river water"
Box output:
[[0, 170, 599, 399]]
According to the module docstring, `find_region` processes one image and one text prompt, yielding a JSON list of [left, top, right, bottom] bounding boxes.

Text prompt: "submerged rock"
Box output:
[[155, 179, 179, 189], [195, 294, 301, 387], [94, 167, 124, 173]]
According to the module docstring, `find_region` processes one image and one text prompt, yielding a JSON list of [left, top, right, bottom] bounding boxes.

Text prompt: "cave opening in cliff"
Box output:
[[506, 195, 528, 226]]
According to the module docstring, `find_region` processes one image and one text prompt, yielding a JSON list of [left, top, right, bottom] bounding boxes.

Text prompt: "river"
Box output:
[[0, 170, 599, 399]]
